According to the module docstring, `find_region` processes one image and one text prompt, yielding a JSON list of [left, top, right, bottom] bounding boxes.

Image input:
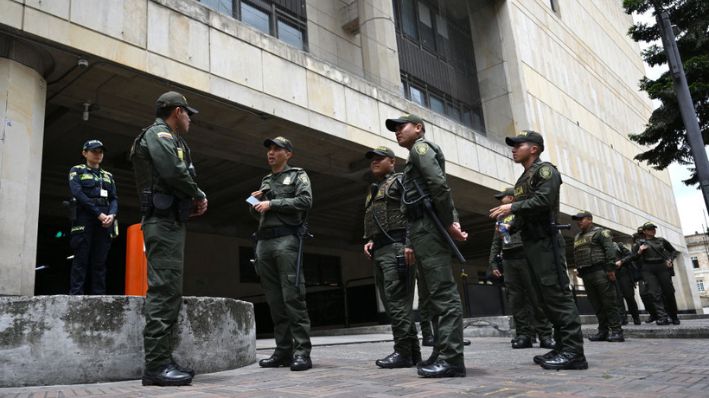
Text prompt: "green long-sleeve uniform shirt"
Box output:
[[250, 165, 312, 229]]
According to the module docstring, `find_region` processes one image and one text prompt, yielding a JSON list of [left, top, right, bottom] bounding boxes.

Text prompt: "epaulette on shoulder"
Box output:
[[71, 164, 87, 171]]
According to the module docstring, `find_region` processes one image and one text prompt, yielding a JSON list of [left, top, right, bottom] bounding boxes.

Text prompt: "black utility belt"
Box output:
[[256, 225, 300, 240], [643, 259, 666, 265], [577, 263, 605, 276], [501, 247, 525, 258], [372, 229, 406, 250]]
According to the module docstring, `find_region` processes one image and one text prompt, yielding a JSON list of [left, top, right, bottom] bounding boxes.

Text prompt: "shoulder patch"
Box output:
[[298, 172, 310, 184], [538, 165, 553, 180], [602, 230, 612, 238], [414, 143, 428, 155], [157, 131, 173, 139]]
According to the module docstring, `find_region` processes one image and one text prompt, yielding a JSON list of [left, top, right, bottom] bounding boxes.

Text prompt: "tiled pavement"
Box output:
[[3, 331, 709, 398]]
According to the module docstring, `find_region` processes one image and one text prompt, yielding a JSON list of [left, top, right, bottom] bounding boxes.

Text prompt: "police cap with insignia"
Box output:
[[385, 114, 425, 132], [494, 187, 515, 199], [83, 139, 105, 151], [571, 210, 593, 220], [156, 91, 199, 115], [365, 146, 395, 159], [264, 136, 294, 152], [642, 222, 657, 230], [505, 130, 545, 150]]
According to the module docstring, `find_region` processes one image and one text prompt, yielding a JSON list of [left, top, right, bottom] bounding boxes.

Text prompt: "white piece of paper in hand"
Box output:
[[246, 196, 261, 206]]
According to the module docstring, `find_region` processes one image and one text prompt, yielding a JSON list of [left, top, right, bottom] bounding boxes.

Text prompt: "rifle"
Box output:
[[550, 221, 571, 288], [294, 218, 313, 287], [410, 179, 466, 264]]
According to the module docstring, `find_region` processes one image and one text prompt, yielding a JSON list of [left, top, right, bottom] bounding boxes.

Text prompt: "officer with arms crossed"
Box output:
[[388, 114, 468, 378], [68, 139, 118, 295], [489, 188, 554, 350], [363, 146, 422, 368], [250, 136, 313, 372], [130, 91, 208, 386], [489, 130, 587, 370], [571, 211, 624, 342]]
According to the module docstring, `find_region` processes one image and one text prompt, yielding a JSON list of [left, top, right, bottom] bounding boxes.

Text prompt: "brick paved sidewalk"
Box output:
[[3, 336, 708, 398]]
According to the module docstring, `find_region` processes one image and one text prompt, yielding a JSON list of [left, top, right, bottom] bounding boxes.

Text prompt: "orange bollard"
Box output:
[[125, 223, 148, 296]]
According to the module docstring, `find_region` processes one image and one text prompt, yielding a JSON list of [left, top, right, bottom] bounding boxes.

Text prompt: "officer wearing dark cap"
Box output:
[[571, 211, 624, 342], [68, 139, 118, 295], [388, 114, 468, 378], [489, 187, 554, 349], [633, 222, 679, 325], [362, 146, 421, 368], [490, 130, 587, 370], [130, 91, 207, 386], [250, 136, 313, 371]]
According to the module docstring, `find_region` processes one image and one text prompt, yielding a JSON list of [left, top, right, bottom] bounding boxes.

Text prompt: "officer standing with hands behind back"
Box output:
[[68, 139, 118, 295], [130, 91, 208, 387]]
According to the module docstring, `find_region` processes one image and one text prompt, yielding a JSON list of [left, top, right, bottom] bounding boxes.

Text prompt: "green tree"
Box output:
[[623, 0, 709, 185]]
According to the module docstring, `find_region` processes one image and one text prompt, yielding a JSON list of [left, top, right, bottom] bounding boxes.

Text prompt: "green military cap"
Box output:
[[365, 146, 395, 159], [156, 91, 199, 115], [571, 210, 593, 220], [385, 114, 425, 132], [82, 139, 105, 151], [494, 187, 515, 199], [264, 136, 293, 152], [642, 222, 657, 230], [505, 130, 545, 149]]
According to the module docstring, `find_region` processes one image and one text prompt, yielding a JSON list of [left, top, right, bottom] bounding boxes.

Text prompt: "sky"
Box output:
[[633, 11, 708, 235]]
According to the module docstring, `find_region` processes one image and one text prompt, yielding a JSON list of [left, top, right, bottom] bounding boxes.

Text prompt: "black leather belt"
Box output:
[[577, 263, 604, 276], [256, 225, 300, 240], [372, 229, 406, 250]]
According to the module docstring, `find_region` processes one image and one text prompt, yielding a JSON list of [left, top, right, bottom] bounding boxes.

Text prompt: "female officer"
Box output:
[[68, 139, 118, 294]]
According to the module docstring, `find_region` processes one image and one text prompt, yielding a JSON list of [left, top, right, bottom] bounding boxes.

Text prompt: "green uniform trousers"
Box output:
[[642, 262, 678, 320], [409, 216, 464, 365], [580, 269, 621, 332], [142, 217, 186, 370], [615, 268, 639, 320], [504, 254, 553, 339], [416, 267, 434, 340], [373, 242, 420, 357], [522, 234, 584, 355], [256, 234, 312, 357]]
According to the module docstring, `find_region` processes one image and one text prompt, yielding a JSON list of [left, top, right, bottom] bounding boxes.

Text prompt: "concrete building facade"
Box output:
[[0, 0, 701, 325], [686, 232, 709, 310]]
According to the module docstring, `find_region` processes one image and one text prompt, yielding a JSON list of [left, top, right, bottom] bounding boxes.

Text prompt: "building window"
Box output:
[[692, 256, 700, 269], [198, 0, 307, 50], [393, 0, 485, 133], [698, 280, 705, 292]]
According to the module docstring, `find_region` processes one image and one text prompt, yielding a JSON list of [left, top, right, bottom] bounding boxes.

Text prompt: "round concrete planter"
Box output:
[[0, 295, 256, 387]]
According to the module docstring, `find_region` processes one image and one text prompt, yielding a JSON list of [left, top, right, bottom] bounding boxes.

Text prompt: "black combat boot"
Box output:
[[259, 352, 292, 368], [671, 317, 681, 325], [632, 314, 641, 325], [656, 318, 670, 326], [417, 347, 439, 368], [645, 314, 658, 324], [587, 331, 609, 341], [607, 329, 625, 342], [290, 355, 312, 371], [533, 349, 557, 365], [621, 316, 629, 326], [539, 337, 556, 349], [540, 351, 588, 370], [375, 352, 413, 368], [511, 335, 533, 349], [142, 363, 192, 386], [417, 359, 466, 378], [170, 359, 195, 377]]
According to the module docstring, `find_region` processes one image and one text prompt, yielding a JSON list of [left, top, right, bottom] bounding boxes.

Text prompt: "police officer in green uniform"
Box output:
[[614, 242, 641, 325], [250, 136, 313, 371], [629, 227, 659, 323], [387, 114, 467, 378], [489, 188, 554, 349], [571, 211, 624, 342], [490, 130, 587, 370], [68, 140, 118, 295], [130, 91, 208, 386], [634, 222, 679, 325], [362, 146, 421, 368]]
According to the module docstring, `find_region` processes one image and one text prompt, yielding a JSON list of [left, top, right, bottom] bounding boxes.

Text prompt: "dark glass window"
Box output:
[[410, 85, 425, 106], [692, 256, 700, 269], [277, 18, 304, 50], [401, 0, 418, 39], [241, 1, 270, 34], [430, 95, 445, 114], [199, 0, 234, 15], [417, 2, 435, 51]]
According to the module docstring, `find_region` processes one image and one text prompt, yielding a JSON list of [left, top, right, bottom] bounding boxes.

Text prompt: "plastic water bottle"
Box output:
[[497, 221, 512, 244]]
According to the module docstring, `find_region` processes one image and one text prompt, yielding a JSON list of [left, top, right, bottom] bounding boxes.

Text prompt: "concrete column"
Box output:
[[0, 37, 48, 295], [357, 0, 401, 93]]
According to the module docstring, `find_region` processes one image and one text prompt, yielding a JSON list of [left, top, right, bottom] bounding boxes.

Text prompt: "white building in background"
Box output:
[[0, 0, 701, 326]]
